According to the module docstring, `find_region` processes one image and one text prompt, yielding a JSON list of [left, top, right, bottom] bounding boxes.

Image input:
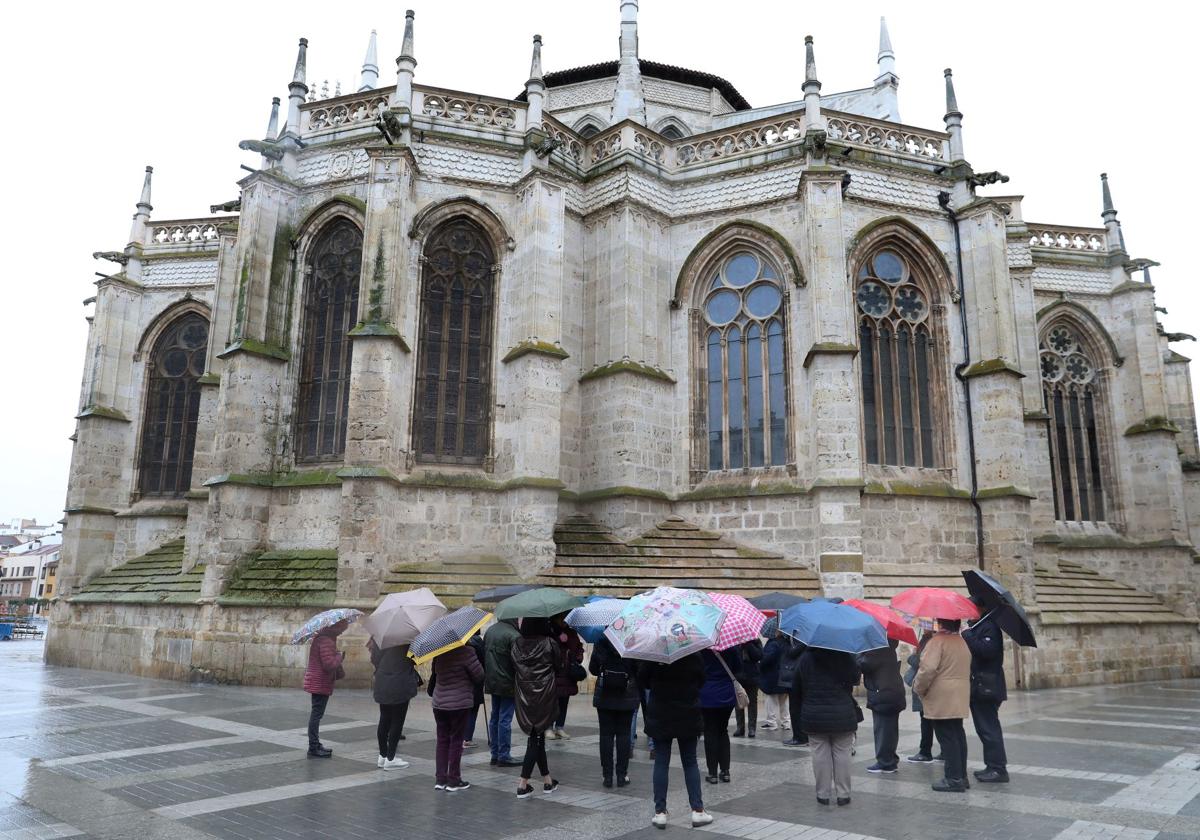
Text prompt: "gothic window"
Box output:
[[1040, 323, 1107, 522], [414, 219, 496, 464], [700, 250, 789, 470], [295, 218, 362, 462], [857, 248, 938, 467], [660, 124, 685, 140], [138, 314, 208, 496]]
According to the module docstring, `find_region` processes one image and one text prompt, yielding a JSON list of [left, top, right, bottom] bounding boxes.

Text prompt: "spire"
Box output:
[[359, 30, 379, 92], [1100, 173, 1127, 254], [400, 9, 415, 64], [611, 0, 646, 124], [873, 17, 899, 120], [878, 16, 894, 64], [393, 10, 417, 111], [284, 37, 309, 140], [943, 68, 964, 161], [803, 35, 823, 130], [525, 35, 546, 128], [529, 33, 544, 82], [265, 97, 280, 140], [128, 165, 153, 244]]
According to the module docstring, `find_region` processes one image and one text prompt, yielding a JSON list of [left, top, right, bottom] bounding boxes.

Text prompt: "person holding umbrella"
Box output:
[[551, 616, 585, 739], [431, 636, 484, 791], [732, 638, 762, 738], [781, 638, 808, 746], [912, 618, 972, 792], [513, 617, 562, 798], [964, 606, 1009, 783], [368, 638, 416, 769], [484, 618, 522, 767], [293, 608, 364, 758], [757, 620, 791, 732], [639, 654, 713, 828], [589, 632, 640, 787], [857, 639, 905, 774], [699, 645, 742, 783]]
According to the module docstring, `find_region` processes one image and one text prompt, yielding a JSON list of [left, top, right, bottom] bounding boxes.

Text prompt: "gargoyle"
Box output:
[[376, 108, 406, 145], [92, 251, 128, 265], [969, 170, 1009, 188], [803, 129, 827, 158], [210, 199, 241, 213], [1165, 332, 1196, 342], [534, 135, 562, 158], [238, 139, 286, 161], [841, 172, 852, 197]]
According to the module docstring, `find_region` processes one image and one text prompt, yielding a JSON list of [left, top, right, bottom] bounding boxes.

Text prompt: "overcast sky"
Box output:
[[0, 0, 1194, 526]]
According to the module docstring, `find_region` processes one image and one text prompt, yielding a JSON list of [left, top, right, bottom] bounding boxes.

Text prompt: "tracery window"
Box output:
[[577, 122, 602, 139], [295, 219, 361, 462], [660, 124, 685, 141], [700, 251, 789, 470], [856, 249, 938, 467], [414, 219, 496, 464], [138, 314, 208, 496], [1040, 323, 1107, 522]]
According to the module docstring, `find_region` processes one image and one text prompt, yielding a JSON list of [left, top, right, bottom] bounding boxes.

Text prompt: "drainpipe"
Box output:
[[940, 191, 985, 571]]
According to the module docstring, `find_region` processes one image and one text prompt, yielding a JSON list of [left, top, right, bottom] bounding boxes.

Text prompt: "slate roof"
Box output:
[[516, 59, 751, 111]]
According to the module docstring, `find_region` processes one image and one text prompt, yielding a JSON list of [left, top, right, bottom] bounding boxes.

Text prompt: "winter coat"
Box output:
[[638, 654, 706, 740], [431, 645, 484, 711], [370, 643, 419, 706], [467, 634, 486, 707], [513, 635, 562, 734], [905, 634, 933, 713], [737, 639, 763, 688], [303, 632, 343, 695], [963, 615, 1007, 703], [779, 639, 806, 693], [913, 631, 971, 720], [699, 648, 742, 708], [797, 648, 861, 735], [857, 642, 906, 715], [759, 638, 787, 694], [588, 635, 640, 712], [483, 620, 520, 698], [553, 628, 585, 698]]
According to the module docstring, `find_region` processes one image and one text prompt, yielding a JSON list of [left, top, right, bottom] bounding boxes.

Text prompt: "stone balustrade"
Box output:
[[414, 86, 525, 132], [304, 91, 392, 132], [148, 219, 224, 247], [1027, 224, 1108, 253], [825, 114, 948, 160]]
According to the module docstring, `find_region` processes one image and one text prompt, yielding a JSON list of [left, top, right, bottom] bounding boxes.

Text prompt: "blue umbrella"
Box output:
[[565, 597, 627, 643], [779, 600, 888, 654]]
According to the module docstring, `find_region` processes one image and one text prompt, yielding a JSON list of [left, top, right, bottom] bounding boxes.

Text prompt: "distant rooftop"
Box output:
[[516, 58, 751, 111]]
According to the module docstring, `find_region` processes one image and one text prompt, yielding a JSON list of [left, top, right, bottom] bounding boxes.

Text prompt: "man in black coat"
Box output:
[[733, 639, 763, 738], [857, 639, 905, 773], [963, 611, 1009, 783], [781, 639, 809, 746]]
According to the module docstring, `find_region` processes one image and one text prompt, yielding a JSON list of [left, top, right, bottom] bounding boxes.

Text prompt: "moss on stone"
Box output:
[[863, 480, 971, 499], [218, 338, 290, 362], [677, 480, 808, 501], [73, 538, 205, 605], [204, 472, 275, 488], [975, 485, 1037, 500], [76, 405, 130, 422], [577, 486, 671, 502], [502, 340, 570, 363], [273, 470, 343, 487], [960, 358, 1025, 379], [347, 322, 412, 351], [802, 343, 859, 368], [579, 360, 675, 384], [197, 372, 221, 386], [393, 472, 566, 493], [1124, 416, 1180, 436], [336, 466, 402, 483]]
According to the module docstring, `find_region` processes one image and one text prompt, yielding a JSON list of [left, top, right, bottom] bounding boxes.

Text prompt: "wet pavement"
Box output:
[[2, 639, 1198, 840]]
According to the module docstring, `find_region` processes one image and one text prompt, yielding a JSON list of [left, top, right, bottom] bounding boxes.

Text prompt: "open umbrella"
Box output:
[[890, 587, 979, 622], [779, 600, 888, 654], [360, 588, 447, 649], [748, 592, 808, 613], [760, 615, 780, 638], [962, 570, 1037, 647], [707, 593, 767, 650], [604, 586, 725, 664], [290, 607, 363, 645], [843, 599, 918, 646], [493, 587, 584, 621], [472, 583, 545, 604], [408, 605, 492, 665], [565, 597, 627, 643]]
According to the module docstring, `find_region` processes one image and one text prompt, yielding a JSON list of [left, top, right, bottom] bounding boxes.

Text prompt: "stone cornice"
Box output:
[[63, 505, 118, 516], [217, 339, 291, 363], [501, 340, 570, 363], [76, 405, 130, 422], [1124, 416, 1180, 437], [802, 342, 859, 369], [579, 359, 675, 384], [347, 322, 411, 352], [960, 358, 1025, 379]]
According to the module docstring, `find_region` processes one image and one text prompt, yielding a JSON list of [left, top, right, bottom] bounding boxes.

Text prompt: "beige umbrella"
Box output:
[[361, 588, 447, 649]]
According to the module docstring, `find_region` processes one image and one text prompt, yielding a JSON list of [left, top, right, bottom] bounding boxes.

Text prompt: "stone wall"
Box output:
[[861, 492, 978, 567], [678, 493, 819, 569], [1024, 619, 1200, 688]]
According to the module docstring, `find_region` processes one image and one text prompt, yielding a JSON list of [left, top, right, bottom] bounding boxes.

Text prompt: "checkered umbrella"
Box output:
[[408, 605, 492, 665], [565, 598, 627, 644], [707, 593, 767, 651]]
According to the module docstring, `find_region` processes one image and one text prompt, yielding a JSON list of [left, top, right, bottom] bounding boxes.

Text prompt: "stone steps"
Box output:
[[1034, 560, 1194, 625], [72, 538, 205, 605]]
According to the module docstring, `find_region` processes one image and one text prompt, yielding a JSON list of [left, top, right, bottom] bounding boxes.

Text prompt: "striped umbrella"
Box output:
[[707, 593, 767, 651], [408, 605, 492, 665], [565, 598, 627, 643], [290, 608, 363, 645]]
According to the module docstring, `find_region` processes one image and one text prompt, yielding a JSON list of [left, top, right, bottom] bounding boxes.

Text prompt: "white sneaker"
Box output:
[[691, 810, 714, 827], [383, 757, 410, 770], [377, 755, 386, 768], [652, 812, 668, 829]]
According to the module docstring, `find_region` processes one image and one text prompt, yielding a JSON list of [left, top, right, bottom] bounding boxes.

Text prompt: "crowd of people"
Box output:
[[299, 604, 1012, 829]]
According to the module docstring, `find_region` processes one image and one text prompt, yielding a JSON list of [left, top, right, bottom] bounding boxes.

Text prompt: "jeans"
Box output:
[[433, 707, 470, 785], [734, 684, 758, 732], [917, 712, 934, 754], [931, 718, 968, 783], [488, 695, 516, 760], [376, 702, 409, 760], [554, 696, 569, 730], [652, 736, 703, 813], [970, 699, 1008, 770], [640, 690, 655, 751], [701, 707, 733, 775], [871, 710, 899, 769], [521, 728, 549, 779], [810, 731, 854, 800], [597, 708, 634, 780], [464, 703, 481, 742], [307, 693, 329, 750]]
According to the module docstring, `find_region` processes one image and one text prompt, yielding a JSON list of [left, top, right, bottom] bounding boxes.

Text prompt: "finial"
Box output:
[[878, 17, 893, 60], [265, 97, 280, 139], [128, 165, 153, 249], [1099, 173, 1126, 254], [873, 18, 900, 120], [1101, 172, 1115, 215], [359, 29, 379, 91], [944, 68, 960, 117], [943, 69, 964, 161], [334, 80, 342, 97], [321, 80, 329, 99], [612, 0, 646, 123], [285, 37, 310, 143], [529, 34, 544, 82], [804, 36, 820, 86], [400, 9, 416, 64], [292, 37, 308, 85], [137, 166, 153, 216]]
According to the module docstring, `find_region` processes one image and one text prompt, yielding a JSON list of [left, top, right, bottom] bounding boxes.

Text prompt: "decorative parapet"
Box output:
[[675, 115, 804, 166], [148, 218, 225, 248], [1027, 224, 1107, 253], [415, 86, 524, 131], [588, 125, 624, 163], [825, 113, 948, 161], [543, 116, 584, 164], [305, 91, 391, 132]]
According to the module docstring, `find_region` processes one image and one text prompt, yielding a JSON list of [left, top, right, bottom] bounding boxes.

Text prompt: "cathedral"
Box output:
[[49, 2, 1200, 688]]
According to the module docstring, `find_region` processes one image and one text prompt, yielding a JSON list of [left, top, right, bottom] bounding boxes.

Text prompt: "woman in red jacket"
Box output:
[[303, 619, 349, 757], [431, 644, 484, 792]]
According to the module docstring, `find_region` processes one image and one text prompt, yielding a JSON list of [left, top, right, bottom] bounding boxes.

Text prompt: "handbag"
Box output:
[[716, 652, 749, 709], [600, 669, 629, 693], [569, 662, 587, 682]]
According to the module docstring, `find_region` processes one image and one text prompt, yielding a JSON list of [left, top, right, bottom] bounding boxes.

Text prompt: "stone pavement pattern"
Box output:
[[2, 640, 1198, 840]]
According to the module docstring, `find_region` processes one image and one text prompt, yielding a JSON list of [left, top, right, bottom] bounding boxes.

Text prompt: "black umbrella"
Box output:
[[472, 583, 545, 604], [749, 592, 808, 612], [962, 570, 1037, 647]]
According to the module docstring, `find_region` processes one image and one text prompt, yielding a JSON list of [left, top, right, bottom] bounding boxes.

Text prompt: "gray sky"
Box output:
[[0, 0, 1195, 526]]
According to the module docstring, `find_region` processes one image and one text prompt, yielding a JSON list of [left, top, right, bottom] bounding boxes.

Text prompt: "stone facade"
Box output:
[[50, 5, 1199, 687]]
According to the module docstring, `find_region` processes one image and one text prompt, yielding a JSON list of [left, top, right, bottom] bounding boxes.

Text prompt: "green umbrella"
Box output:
[[493, 587, 584, 621]]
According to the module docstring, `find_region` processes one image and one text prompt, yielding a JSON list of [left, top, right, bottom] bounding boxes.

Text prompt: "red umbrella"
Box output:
[[844, 599, 918, 646], [890, 587, 980, 621]]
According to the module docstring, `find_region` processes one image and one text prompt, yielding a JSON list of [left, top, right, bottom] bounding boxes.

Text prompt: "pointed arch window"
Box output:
[[700, 251, 789, 470], [857, 248, 938, 467], [414, 219, 496, 464], [138, 314, 208, 496], [295, 218, 361, 462], [1040, 323, 1107, 522]]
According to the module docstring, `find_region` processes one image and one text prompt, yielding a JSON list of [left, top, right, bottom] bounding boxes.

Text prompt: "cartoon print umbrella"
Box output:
[[890, 587, 980, 622], [290, 607, 364, 645], [962, 570, 1037, 647], [707, 593, 768, 651], [843, 598, 919, 646], [473, 583, 546, 604], [565, 597, 628, 644], [779, 599, 888, 654], [360, 588, 447, 649], [408, 605, 492, 665], [604, 586, 725, 664], [493, 587, 585, 621]]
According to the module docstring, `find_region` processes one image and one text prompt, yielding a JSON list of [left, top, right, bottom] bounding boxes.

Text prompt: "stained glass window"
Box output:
[[414, 220, 495, 464], [1040, 324, 1106, 522], [701, 251, 788, 470], [139, 314, 208, 496], [296, 219, 361, 462]]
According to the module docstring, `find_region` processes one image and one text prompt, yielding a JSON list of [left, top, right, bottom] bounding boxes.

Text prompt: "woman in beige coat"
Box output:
[[912, 618, 971, 792]]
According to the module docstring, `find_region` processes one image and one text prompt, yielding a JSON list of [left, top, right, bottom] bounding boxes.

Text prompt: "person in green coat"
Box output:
[[484, 618, 522, 767]]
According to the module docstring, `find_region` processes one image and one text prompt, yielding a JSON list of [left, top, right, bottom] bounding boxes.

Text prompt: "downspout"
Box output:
[[940, 191, 986, 570]]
